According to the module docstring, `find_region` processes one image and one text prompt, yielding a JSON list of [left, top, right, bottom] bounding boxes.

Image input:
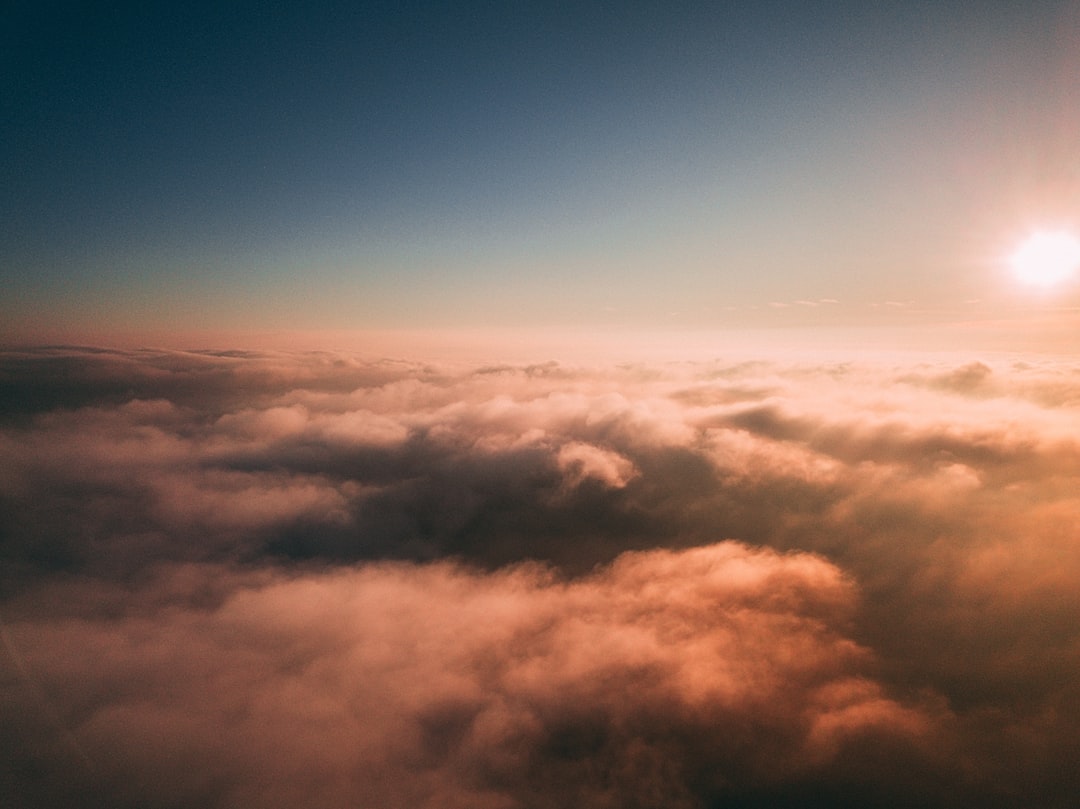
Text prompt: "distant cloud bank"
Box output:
[[2, 346, 1080, 808]]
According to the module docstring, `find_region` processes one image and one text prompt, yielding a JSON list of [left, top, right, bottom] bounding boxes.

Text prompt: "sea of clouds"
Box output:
[[2, 345, 1079, 808]]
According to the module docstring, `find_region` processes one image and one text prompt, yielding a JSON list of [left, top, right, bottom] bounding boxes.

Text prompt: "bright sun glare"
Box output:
[[1010, 230, 1080, 288]]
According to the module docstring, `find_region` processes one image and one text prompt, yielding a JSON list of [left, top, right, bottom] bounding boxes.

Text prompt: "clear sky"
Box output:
[[3, 1, 1080, 344]]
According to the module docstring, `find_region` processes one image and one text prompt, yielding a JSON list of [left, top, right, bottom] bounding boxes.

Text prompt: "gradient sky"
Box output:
[[4, 1, 1080, 341]]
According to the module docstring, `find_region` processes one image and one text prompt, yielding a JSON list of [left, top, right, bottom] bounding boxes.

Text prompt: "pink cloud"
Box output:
[[556, 442, 638, 489], [2, 347, 1080, 806], [2, 544, 942, 809]]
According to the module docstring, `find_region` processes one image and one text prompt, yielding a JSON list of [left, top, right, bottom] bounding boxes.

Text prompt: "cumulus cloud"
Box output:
[[2, 346, 1080, 807], [556, 441, 638, 489], [1, 544, 946, 809]]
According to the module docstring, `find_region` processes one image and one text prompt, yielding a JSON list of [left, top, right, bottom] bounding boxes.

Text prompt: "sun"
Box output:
[[1009, 230, 1080, 288]]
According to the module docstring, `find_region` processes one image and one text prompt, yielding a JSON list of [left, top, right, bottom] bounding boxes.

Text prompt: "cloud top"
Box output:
[[2, 346, 1080, 807], [4, 544, 946, 809]]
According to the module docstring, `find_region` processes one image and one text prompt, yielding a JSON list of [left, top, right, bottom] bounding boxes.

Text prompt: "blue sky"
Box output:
[[3, 1, 1079, 340]]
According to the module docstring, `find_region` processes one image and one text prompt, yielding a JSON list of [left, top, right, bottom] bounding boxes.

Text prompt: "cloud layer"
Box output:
[[2, 346, 1080, 807]]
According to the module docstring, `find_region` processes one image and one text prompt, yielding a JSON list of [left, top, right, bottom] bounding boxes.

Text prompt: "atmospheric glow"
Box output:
[[1009, 231, 1080, 288]]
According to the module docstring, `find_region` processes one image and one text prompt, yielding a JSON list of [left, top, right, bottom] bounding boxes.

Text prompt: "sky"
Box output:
[[3, 0, 1080, 344]]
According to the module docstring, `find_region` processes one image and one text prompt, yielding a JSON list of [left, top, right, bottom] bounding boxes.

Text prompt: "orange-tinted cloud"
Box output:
[[2, 544, 946, 809], [2, 346, 1079, 807]]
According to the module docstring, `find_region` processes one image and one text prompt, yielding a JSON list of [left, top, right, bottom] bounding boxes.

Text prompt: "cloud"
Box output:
[[556, 441, 638, 489], [1, 544, 946, 809], [2, 346, 1080, 806]]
